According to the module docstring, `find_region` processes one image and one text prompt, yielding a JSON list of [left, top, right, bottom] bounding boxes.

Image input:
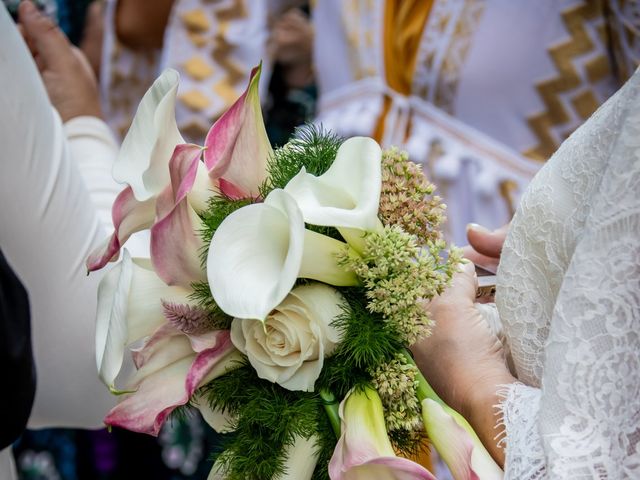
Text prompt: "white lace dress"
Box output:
[[495, 69, 640, 478]]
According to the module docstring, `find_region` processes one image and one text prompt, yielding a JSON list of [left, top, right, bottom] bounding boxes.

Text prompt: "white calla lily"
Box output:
[[284, 137, 383, 236], [95, 250, 192, 390], [112, 68, 184, 201], [207, 189, 358, 321], [281, 435, 319, 480]]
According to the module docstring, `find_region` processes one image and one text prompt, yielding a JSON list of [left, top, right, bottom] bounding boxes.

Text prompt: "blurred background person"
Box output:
[[311, 0, 639, 244], [98, 0, 314, 146]]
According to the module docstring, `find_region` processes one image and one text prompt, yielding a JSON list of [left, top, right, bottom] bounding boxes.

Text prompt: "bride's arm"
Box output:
[[415, 70, 640, 478], [498, 214, 640, 478], [411, 262, 516, 466]]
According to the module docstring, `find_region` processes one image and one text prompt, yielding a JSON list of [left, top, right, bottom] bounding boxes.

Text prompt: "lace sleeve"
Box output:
[[499, 74, 640, 478], [500, 217, 640, 479]]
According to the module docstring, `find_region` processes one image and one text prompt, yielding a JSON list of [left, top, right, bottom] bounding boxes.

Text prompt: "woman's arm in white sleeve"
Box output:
[[0, 4, 116, 429], [499, 79, 640, 479], [501, 214, 640, 479], [64, 116, 121, 226], [499, 220, 640, 480]]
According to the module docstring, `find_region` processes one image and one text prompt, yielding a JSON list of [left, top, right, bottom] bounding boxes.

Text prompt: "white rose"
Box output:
[[230, 283, 344, 391]]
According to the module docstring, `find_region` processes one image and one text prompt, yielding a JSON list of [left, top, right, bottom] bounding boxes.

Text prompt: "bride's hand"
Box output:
[[462, 223, 509, 272], [411, 262, 516, 465]]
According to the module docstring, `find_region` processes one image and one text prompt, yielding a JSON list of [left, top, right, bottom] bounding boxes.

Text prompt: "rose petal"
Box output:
[[288, 284, 344, 347], [230, 284, 345, 392]]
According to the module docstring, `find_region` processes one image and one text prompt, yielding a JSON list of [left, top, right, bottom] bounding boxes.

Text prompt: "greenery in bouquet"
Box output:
[[89, 65, 503, 480]]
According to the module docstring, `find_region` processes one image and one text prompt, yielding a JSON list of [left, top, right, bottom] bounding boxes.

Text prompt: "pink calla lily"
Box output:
[[104, 327, 241, 436], [87, 187, 156, 271], [150, 144, 208, 287], [422, 399, 503, 480], [204, 64, 272, 199], [88, 65, 272, 278], [95, 250, 193, 391], [87, 69, 189, 272], [329, 386, 436, 480]]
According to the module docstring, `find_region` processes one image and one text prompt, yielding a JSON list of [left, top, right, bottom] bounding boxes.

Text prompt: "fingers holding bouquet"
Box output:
[[412, 229, 517, 467]]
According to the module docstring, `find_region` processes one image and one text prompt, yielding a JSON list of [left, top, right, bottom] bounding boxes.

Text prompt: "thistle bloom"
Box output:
[[207, 189, 358, 321], [329, 386, 436, 480], [230, 283, 344, 391]]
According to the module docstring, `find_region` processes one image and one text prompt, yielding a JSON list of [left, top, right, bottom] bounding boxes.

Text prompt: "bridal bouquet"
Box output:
[[89, 65, 502, 480]]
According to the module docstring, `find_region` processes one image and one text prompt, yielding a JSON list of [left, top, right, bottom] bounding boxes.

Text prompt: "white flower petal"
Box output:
[[113, 69, 184, 201], [95, 250, 192, 389], [230, 283, 346, 392], [421, 399, 477, 480], [208, 189, 357, 320], [195, 393, 236, 433], [207, 189, 304, 320], [278, 355, 323, 392], [281, 435, 319, 480], [329, 387, 436, 480], [288, 284, 344, 347], [284, 136, 382, 231], [95, 250, 133, 390]]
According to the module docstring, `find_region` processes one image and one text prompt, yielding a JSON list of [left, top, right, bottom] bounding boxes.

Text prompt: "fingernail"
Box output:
[[466, 223, 489, 234], [21, 1, 37, 15]]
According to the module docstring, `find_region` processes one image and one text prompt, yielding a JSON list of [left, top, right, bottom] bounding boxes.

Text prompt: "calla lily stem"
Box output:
[[319, 388, 341, 438], [402, 349, 484, 445]]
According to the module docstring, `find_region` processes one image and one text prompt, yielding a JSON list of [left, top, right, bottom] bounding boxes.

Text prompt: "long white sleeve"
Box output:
[[496, 69, 640, 478], [0, 6, 116, 429], [63, 115, 120, 226], [500, 212, 640, 478]]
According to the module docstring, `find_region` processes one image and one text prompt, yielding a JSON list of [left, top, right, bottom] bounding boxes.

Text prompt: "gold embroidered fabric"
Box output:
[[524, 1, 612, 161], [373, 0, 433, 142]]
